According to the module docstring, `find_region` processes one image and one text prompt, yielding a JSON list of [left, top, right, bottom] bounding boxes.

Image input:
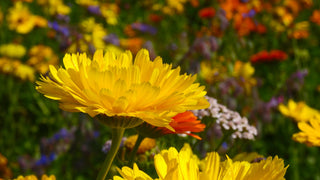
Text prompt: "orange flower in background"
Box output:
[[198, 7, 215, 19], [125, 135, 156, 154], [250, 50, 288, 63], [120, 38, 144, 54], [310, 10, 320, 25], [149, 14, 163, 23], [162, 111, 206, 139], [136, 111, 205, 140]]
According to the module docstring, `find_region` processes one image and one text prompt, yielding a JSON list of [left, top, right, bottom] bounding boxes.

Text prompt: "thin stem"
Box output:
[[96, 128, 125, 180], [128, 134, 145, 166]]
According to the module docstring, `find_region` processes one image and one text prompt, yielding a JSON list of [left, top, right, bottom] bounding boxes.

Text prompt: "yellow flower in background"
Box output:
[[0, 44, 26, 59], [14, 63, 35, 82], [114, 163, 153, 180], [14, 174, 56, 180], [278, 99, 320, 122], [125, 135, 156, 154], [7, 2, 47, 34], [233, 61, 254, 79], [27, 45, 59, 74], [75, 0, 99, 6], [199, 61, 225, 84], [0, 10, 3, 24], [163, 0, 187, 14], [292, 115, 320, 146], [115, 144, 288, 180], [37, 0, 70, 15], [81, 18, 108, 50], [36, 49, 209, 128], [233, 61, 257, 94], [100, 3, 118, 25]]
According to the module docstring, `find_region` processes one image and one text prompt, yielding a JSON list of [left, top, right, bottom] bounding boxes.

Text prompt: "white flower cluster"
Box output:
[[192, 96, 258, 140]]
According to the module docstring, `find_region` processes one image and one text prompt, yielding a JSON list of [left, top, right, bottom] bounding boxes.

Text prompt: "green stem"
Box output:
[[96, 128, 125, 180], [128, 134, 145, 166]]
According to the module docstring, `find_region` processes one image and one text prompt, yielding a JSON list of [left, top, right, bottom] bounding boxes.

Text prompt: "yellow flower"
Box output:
[[14, 63, 35, 82], [0, 44, 26, 58], [292, 115, 320, 146], [114, 163, 153, 180], [243, 156, 288, 180], [14, 175, 55, 180], [27, 45, 59, 74], [278, 99, 320, 122], [38, 0, 70, 15], [36, 49, 209, 128], [7, 2, 47, 34], [100, 3, 118, 25], [115, 144, 288, 180], [233, 61, 257, 94], [125, 135, 156, 154]]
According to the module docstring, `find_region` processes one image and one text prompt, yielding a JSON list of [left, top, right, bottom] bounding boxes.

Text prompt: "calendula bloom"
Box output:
[[36, 49, 209, 128], [0, 44, 26, 58], [13, 174, 56, 180], [250, 50, 287, 63], [7, 2, 47, 34], [124, 135, 156, 154], [292, 116, 320, 146], [27, 45, 59, 74], [114, 163, 153, 180], [278, 99, 320, 122], [115, 144, 288, 180], [137, 111, 205, 139]]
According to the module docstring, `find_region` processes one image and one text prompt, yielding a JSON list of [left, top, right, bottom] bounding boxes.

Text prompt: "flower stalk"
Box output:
[[96, 128, 125, 180]]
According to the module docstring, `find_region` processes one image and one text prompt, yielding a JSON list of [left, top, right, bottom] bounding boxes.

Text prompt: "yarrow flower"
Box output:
[[192, 96, 257, 140], [114, 144, 288, 180], [36, 49, 209, 129]]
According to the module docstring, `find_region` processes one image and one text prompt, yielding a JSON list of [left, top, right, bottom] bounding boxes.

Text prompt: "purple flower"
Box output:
[[131, 22, 157, 35], [242, 9, 256, 18], [88, 5, 101, 15], [103, 33, 120, 46]]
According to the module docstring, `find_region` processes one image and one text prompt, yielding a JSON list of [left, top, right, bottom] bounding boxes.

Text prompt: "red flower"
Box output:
[[250, 50, 287, 63], [198, 7, 215, 19], [149, 14, 163, 23]]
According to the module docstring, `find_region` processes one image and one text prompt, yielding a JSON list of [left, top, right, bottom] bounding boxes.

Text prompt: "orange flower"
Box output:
[[120, 38, 144, 54], [198, 7, 215, 19], [149, 14, 163, 23], [250, 50, 287, 63], [136, 111, 205, 140], [310, 10, 320, 25]]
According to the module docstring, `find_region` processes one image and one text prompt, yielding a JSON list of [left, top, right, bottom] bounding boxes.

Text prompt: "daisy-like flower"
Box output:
[[115, 144, 288, 180], [7, 2, 47, 34], [114, 163, 152, 180], [292, 115, 320, 146], [278, 99, 320, 122], [36, 49, 209, 129], [136, 111, 205, 140], [14, 174, 56, 180]]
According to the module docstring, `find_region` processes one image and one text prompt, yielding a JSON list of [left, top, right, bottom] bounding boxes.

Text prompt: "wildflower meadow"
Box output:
[[1, 0, 320, 179]]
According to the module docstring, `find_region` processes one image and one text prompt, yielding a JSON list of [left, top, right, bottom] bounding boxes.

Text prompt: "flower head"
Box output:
[[36, 49, 209, 128], [278, 99, 320, 122], [292, 115, 320, 146], [115, 144, 288, 180], [14, 174, 56, 180]]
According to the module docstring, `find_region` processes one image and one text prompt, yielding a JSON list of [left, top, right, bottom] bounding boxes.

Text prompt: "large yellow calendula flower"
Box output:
[[36, 49, 209, 128], [115, 144, 288, 180]]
